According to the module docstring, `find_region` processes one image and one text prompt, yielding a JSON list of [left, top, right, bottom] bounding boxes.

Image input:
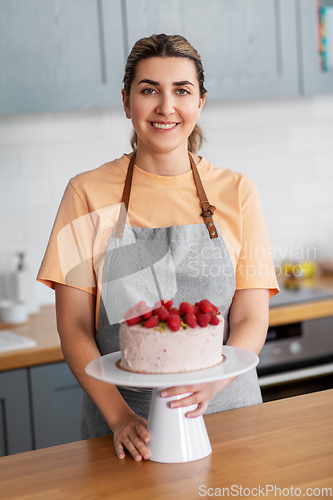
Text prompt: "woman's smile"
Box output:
[[150, 121, 179, 130]]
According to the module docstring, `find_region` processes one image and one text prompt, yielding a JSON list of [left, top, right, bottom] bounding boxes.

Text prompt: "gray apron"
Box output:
[[81, 162, 262, 440]]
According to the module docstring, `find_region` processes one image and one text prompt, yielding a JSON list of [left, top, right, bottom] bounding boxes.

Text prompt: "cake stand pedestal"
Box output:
[[85, 345, 259, 463]]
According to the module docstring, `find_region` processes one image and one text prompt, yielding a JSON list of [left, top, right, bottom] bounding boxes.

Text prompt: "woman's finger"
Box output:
[[122, 436, 145, 461], [136, 423, 150, 443], [185, 401, 207, 418], [114, 440, 126, 459], [169, 392, 200, 409]]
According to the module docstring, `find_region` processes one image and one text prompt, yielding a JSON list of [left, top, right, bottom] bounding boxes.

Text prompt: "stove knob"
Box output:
[[289, 341, 302, 355]]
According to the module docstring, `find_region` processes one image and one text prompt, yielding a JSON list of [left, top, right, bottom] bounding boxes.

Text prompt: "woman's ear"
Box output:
[[121, 89, 131, 119], [197, 93, 207, 118]]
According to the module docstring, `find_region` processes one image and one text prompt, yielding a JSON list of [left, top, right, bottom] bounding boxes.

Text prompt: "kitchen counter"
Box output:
[[0, 305, 63, 371], [1, 275, 333, 372], [0, 389, 332, 500]]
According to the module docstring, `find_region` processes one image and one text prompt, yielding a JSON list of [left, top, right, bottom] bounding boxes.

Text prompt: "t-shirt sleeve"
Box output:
[[235, 176, 279, 297], [37, 180, 97, 295]]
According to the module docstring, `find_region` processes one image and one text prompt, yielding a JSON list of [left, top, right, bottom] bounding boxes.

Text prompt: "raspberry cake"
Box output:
[[119, 300, 224, 374]]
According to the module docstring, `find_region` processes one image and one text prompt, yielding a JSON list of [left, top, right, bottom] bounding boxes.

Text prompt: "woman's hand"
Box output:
[[113, 413, 151, 461], [161, 378, 234, 418]]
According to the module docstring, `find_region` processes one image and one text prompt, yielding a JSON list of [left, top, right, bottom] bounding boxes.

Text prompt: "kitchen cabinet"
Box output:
[[125, 0, 299, 101], [30, 362, 82, 449], [0, 361, 81, 456], [0, 369, 33, 457], [0, 0, 125, 114], [1, 0, 331, 115], [297, 0, 333, 95]]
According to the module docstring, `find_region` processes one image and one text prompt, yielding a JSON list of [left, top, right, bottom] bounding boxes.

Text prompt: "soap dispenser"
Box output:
[[11, 252, 29, 303]]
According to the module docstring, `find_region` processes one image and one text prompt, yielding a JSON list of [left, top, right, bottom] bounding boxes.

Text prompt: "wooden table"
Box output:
[[1, 389, 332, 500]]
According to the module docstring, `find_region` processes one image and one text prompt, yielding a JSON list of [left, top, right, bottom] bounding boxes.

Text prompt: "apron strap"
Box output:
[[114, 152, 136, 238], [188, 153, 218, 239], [114, 151, 218, 239]]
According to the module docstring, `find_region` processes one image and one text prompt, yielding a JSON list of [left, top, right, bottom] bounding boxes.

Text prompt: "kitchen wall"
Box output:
[[0, 94, 333, 308]]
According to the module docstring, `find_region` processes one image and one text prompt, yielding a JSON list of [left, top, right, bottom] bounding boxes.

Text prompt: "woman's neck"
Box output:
[[134, 147, 194, 176]]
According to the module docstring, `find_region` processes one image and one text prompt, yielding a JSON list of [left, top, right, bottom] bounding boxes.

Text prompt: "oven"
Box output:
[[257, 286, 333, 402]]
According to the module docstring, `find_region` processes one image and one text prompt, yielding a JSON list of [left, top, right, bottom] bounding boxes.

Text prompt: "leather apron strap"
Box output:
[[114, 151, 218, 239]]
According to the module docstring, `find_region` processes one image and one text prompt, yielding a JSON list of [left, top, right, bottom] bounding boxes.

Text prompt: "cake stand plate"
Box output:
[[85, 346, 259, 463]]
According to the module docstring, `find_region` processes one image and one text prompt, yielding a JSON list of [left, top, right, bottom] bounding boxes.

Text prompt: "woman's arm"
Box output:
[[55, 283, 151, 460], [161, 288, 269, 416]]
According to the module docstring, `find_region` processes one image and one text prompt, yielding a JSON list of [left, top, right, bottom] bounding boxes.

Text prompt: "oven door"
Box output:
[[257, 316, 333, 402]]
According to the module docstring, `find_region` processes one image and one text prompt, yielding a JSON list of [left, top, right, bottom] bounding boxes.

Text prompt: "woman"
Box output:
[[37, 34, 278, 462]]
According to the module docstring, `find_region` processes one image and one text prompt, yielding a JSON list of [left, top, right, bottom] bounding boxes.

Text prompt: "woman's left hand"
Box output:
[[161, 378, 234, 418]]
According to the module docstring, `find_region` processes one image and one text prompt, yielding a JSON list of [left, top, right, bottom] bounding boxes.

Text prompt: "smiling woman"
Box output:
[[121, 56, 206, 170], [37, 33, 279, 462]]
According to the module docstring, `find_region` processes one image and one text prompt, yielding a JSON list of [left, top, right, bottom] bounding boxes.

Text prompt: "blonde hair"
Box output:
[[123, 34, 207, 154]]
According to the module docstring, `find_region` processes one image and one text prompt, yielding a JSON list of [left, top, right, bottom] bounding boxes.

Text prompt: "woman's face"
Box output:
[[122, 57, 206, 156]]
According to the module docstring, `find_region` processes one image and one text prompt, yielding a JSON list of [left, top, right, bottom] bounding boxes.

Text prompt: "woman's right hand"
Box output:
[[113, 413, 151, 461]]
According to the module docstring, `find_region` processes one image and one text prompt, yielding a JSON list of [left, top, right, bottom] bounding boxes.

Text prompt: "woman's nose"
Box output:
[[156, 93, 175, 116]]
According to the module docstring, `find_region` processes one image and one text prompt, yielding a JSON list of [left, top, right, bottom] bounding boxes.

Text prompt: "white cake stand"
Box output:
[[85, 346, 259, 463]]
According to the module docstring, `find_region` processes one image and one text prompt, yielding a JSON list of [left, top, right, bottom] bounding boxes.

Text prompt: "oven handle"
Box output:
[[258, 362, 333, 387]]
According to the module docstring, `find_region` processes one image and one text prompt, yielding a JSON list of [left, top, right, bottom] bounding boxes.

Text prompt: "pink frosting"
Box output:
[[119, 317, 224, 373]]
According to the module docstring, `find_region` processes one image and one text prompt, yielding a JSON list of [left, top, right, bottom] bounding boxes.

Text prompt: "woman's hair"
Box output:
[[123, 33, 207, 154]]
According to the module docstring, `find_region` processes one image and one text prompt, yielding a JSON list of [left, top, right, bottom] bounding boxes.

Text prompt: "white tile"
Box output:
[[293, 180, 333, 208], [22, 177, 52, 208], [289, 123, 333, 152], [0, 179, 24, 210], [0, 210, 24, 244], [0, 113, 51, 145], [23, 206, 58, 245], [312, 95, 333, 120], [0, 146, 19, 178], [314, 153, 333, 177], [20, 142, 79, 177], [203, 96, 312, 128]]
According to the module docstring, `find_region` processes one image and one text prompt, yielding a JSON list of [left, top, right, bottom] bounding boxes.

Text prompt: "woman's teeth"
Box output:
[[151, 122, 177, 129]]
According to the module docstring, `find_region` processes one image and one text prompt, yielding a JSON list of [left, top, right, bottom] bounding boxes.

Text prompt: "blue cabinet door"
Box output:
[[0, 369, 33, 456], [124, 0, 299, 100], [29, 361, 82, 449], [0, 0, 125, 114]]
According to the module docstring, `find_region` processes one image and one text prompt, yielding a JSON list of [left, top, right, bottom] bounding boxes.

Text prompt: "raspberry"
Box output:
[[193, 305, 201, 316], [162, 299, 173, 310], [169, 307, 181, 316], [144, 316, 159, 328], [124, 306, 136, 320], [139, 305, 152, 320], [197, 313, 211, 327], [198, 300, 212, 313], [167, 314, 181, 331], [179, 301, 194, 314], [211, 303, 219, 313], [135, 300, 146, 310], [184, 313, 197, 328], [126, 316, 142, 326], [155, 306, 169, 321], [209, 313, 220, 325]]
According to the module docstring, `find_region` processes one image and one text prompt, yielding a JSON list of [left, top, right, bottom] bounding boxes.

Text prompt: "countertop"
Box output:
[[0, 389, 332, 500], [1, 275, 333, 372]]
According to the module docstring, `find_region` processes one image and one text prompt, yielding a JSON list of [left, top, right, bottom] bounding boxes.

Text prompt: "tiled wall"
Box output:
[[0, 95, 333, 308]]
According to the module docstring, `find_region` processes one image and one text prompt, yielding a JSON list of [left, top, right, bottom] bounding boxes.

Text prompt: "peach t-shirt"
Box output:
[[37, 153, 279, 325]]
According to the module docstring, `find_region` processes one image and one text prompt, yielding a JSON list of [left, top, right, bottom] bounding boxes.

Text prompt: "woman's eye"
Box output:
[[177, 88, 189, 95], [142, 88, 156, 95]]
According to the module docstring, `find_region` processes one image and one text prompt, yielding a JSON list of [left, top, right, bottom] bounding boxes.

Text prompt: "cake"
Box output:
[[119, 299, 224, 374]]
